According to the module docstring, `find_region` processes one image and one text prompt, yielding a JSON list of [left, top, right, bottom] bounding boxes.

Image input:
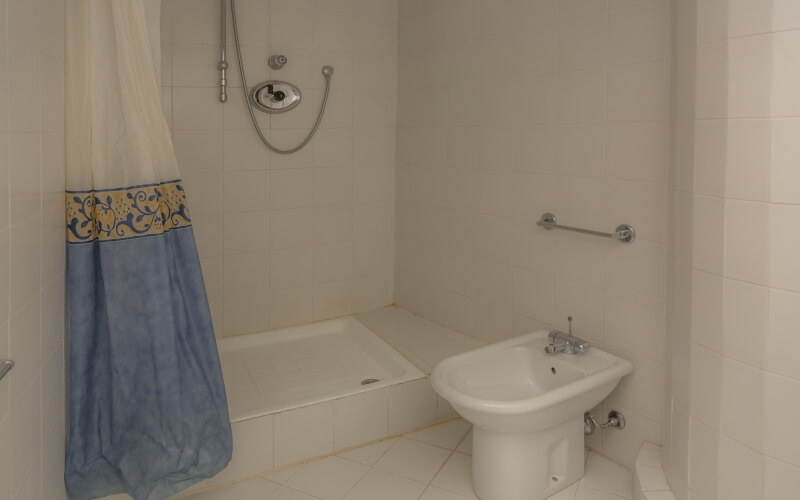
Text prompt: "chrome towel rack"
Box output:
[[537, 212, 636, 244], [0, 359, 13, 382]]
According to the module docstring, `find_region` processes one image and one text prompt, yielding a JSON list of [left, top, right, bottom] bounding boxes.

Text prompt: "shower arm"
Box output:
[[218, 0, 228, 103]]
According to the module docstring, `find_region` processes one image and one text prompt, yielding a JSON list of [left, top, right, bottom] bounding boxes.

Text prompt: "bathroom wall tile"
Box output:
[[605, 121, 668, 182], [270, 207, 313, 249], [768, 204, 800, 292], [334, 389, 388, 449], [558, 0, 608, 20], [690, 195, 724, 274], [724, 200, 769, 286], [387, 379, 438, 435], [9, 216, 41, 314], [275, 402, 334, 467], [557, 13, 607, 72], [172, 43, 218, 87], [607, 0, 671, 65], [727, 34, 772, 118], [690, 270, 722, 351], [766, 288, 800, 380], [604, 347, 664, 423], [607, 61, 670, 122], [223, 170, 269, 212], [271, 168, 314, 209], [173, 87, 223, 130], [192, 213, 224, 257], [764, 372, 800, 467], [717, 434, 764, 500], [209, 415, 274, 485], [312, 280, 351, 320], [771, 30, 800, 117], [557, 68, 606, 123], [223, 210, 269, 254], [721, 278, 767, 368], [173, 130, 223, 174], [725, 119, 770, 201], [764, 457, 800, 500], [770, 118, 800, 204], [172, 0, 219, 44], [605, 179, 668, 243], [270, 286, 313, 329], [183, 173, 224, 215], [223, 292, 270, 335], [224, 130, 270, 171], [223, 252, 269, 296], [695, 41, 728, 120], [605, 291, 665, 362], [8, 133, 41, 225]]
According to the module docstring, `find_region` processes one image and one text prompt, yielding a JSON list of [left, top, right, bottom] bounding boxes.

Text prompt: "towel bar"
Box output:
[[0, 359, 13, 382], [537, 212, 636, 244]]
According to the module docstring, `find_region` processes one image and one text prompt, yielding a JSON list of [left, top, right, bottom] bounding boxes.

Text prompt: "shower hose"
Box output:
[[229, 0, 333, 154]]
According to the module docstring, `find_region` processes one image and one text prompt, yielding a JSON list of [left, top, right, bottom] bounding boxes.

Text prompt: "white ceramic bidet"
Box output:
[[431, 330, 633, 500]]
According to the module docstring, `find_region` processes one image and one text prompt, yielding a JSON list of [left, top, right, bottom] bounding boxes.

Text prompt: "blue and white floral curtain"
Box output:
[[64, 1, 232, 499]]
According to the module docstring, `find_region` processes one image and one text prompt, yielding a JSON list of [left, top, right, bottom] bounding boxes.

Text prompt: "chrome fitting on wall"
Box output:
[[584, 410, 626, 435]]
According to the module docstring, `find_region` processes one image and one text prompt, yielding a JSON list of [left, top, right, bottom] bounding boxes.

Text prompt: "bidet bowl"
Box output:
[[431, 330, 633, 500]]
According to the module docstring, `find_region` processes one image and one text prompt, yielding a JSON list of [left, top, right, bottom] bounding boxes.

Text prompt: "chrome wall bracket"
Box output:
[[0, 359, 14, 382], [584, 410, 626, 435], [537, 212, 636, 244]]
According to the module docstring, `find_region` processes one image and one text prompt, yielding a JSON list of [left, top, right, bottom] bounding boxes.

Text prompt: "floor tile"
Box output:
[[374, 438, 452, 483], [548, 484, 579, 499], [342, 469, 426, 500], [189, 478, 277, 500], [430, 453, 475, 498], [456, 431, 472, 455], [268, 485, 322, 500], [286, 456, 369, 500], [266, 465, 302, 485], [420, 485, 475, 500], [405, 420, 471, 450], [574, 486, 629, 500], [579, 454, 633, 498], [337, 438, 397, 466]]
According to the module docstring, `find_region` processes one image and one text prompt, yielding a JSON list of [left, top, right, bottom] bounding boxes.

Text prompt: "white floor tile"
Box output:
[[579, 454, 633, 499], [342, 469, 426, 500], [430, 453, 476, 498], [337, 438, 397, 466], [374, 438, 452, 483], [268, 485, 322, 500], [286, 456, 369, 500], [575, 486, 629, 500], [547, 484, 579, 499], [420, 485, 475, 500], [266, 465, 303, 485], [405, 420, 471, 450], [189, 478, 277, 500], [456, 431, 472, 455]]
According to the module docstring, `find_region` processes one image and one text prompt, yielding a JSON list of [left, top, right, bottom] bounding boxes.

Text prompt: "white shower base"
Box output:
[[218, 316, 423, 421]]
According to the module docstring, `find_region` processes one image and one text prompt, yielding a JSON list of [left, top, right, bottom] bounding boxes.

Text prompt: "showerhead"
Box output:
[[322, 65, 334, 77]]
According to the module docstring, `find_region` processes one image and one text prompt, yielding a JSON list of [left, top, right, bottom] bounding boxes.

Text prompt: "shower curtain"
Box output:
[[64, 1, 232, 499]]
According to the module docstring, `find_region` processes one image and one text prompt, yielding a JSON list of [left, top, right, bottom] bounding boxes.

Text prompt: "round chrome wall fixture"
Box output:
[[250, 80, 302, 113]]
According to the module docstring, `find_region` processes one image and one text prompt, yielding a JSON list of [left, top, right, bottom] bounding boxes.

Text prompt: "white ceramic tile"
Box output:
[[420, 485, 475, 500], [191, 478, 277, 500], [727, 34, 772, 118], [337, 438, 396, 466], [404, 420, 471, 451], [268, 485, 323, 500], [769, 204, 800, 292], [764, 457, 800, 500], [274, 402, 335, 467], [286, 456, 369, 500], [342, 468, 426, 500], [430, 453, 474, 498], [209, 415, 274, 485], [387, 379, 438, 434], [333, 389, 388, 449], [374, 438, 451, 483], [581, 453, 635, 498]]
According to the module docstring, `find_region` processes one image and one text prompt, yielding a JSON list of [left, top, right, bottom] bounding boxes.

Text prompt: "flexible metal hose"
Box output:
[[229, 0, 332, 154]]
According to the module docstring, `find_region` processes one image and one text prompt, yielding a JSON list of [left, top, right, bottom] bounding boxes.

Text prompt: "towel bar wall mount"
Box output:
[[537, 212, 636, 244], [0, 359, 13, 382]]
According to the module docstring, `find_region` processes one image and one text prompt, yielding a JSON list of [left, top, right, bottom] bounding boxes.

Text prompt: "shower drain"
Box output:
[[361, 378, 380, 385]]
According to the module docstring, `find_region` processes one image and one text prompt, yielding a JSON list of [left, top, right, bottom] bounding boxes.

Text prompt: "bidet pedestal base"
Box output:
[[471, 416, 584, 500]]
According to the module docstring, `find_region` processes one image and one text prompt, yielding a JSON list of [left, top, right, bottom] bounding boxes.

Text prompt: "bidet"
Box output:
[[431, 330, 633, 500]]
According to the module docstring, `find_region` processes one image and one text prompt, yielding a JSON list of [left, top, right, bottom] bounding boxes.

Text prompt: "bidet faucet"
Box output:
[[544, 316, 590, 355]]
